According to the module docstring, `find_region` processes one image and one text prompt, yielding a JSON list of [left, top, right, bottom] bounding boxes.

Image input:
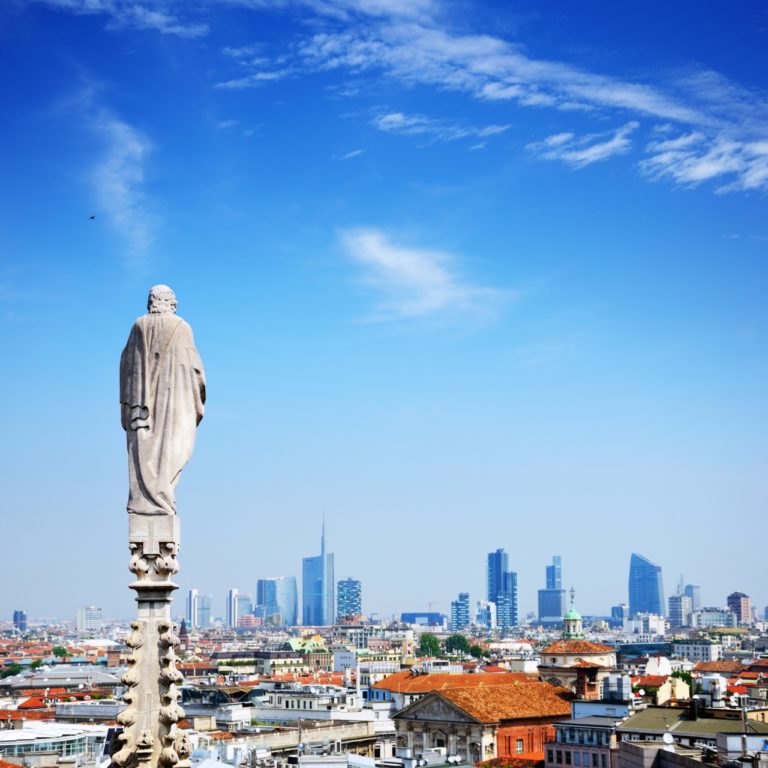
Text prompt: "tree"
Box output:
[[445, 634, 470, 655], [52, 646, 69, 658], [469, 644, 484, 659], [30, 660, 43, 669], [0, 664, 22, 679], [418, 633, 441, 657], [671, 670, 693, 689]]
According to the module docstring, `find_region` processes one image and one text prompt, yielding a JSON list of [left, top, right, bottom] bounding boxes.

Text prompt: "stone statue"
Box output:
[[120, 285, 206, 516]]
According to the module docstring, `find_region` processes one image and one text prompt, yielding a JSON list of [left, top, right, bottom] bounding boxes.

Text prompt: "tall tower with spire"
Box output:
[[302, 518, 335, 625]]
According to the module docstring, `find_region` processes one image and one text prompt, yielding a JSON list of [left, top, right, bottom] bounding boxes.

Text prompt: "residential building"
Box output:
[[337, 578, 362, 621], [186, 588, 199, 628], [76, 606, 103, 632], [450, 592, 471, 631], [668, 594, 692, 628], [12, 610, 27, 632], [539, 556, 567, 627], [670, 640, 723, 662], [226, 588, 239, 628], [476, 600, 497, 630], [256, 576, 298, 626], [392, 680, 572, 763], [683, 584, 701, 611], [690, 607, 736, 629], [628, 554, 664, 617], [487, 548, 519, 628], [302, 522, 335, 626], [544, 715, 623, 768], [726, 591, 752, 626]]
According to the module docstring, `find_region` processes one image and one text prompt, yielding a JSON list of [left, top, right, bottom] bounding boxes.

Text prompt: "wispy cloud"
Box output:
[[91, 111, 156, 259], [33, 0, 208, 38], [371, 111, 509, 143], [341, 227, 511, 321], [528, 122, 638, 168], [337, 149, 364, 160]]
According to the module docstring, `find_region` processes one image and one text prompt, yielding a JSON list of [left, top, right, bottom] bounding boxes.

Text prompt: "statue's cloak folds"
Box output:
[[120, 314, 205, 515]]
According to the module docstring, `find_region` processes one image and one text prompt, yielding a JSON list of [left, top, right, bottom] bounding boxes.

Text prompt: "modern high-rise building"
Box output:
[[727, 592, 752, 626], [450, 592, 471, 631], [197, 594, 212, 628], [475, 600, 497, 629], [302, 521, 335, 625], [487, 549, 518, 628], [226, 588, 239, 628], [257, 576, 298, 626], [236, 593, 253, 624], [186, 589, 199, 628], [610, 603, 627, 627], [684, 584, 701, 611], [76, 606, 103, 632], [12, 610, 27, 632], [628, 553, 665, 617], [538, 555, 566, 626], [668, 594, 693, 627], [337, 578, 362, 621]]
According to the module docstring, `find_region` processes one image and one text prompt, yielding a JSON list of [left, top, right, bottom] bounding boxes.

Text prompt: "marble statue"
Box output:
[[120, 285, 206, 516]]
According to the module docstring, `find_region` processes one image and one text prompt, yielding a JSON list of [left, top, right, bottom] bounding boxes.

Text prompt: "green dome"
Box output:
[[564, 608, 582, 621]]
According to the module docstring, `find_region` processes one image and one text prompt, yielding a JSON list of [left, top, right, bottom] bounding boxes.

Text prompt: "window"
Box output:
[[565, 751, 571, 765], [517, 740, 524, 755], [548, 750, 554, 764], [557, 751, 563, 764], [574, 753, 581, 766], [592, 754, 598, 768], [601, 756, 606, 768]]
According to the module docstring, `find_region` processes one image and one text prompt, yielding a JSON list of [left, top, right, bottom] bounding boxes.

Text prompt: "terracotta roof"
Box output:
[[373, 671, 535, 693], [437, 681, 572, 723], [540, 640, 614, 655], [693, 661, 744, 673], [633, 676, 669, 688], [571, 660, 605, 669]]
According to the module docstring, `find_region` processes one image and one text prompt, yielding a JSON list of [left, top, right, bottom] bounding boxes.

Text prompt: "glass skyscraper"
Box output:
[[538, 555, 566, 626], [487, 548, 518, 628], [302, 522, 335, 625], [257, 576, 298, 626], [628, 553, 665, 616]]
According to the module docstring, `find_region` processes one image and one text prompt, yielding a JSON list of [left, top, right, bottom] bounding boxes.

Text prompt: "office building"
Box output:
[[668, 594, 692, 627], [475, 600, 497, 629], [257, 576, 298, 626], [12, 610, 27, 632], [628, 553, 665, 616], [487, 549, 518, 628], [302, 521, 335, 625], [76, 605, 103, 632], [684, 584, 701, 611], [237, 593, 253, 622], [610, 603, 627, 627], [726, 592, 752, 626], [337, 578, 362, 621], [186, 588, 199, 628], [450, 592, 471, 631], [197, 594, 212, 628], [226, 588, 239, 628], [538, 555, 566, 626]]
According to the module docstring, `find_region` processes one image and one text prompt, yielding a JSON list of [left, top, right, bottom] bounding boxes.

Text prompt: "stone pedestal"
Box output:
[[111, 515, 190, 768]]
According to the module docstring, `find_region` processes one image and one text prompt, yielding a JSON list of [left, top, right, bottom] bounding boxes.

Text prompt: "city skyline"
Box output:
[[2, 1, 766, 620]]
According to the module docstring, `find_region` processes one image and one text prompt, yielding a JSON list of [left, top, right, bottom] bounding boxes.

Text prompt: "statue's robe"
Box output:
[[120, 313, 205, 515]]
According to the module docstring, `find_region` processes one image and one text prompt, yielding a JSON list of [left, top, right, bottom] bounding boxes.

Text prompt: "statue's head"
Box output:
[[147, 285, 177, 314]]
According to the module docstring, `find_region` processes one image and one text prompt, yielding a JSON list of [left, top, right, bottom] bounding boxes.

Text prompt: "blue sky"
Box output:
[[1, 0, 767, 624]]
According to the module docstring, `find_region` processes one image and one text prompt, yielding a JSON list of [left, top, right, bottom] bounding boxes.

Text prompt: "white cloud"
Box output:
[[371, 111, 509, 143], [341, 228, 510, 320], [33, 0, 208, 37], [91, 112, 156, 258], [338, 149, 364, 159], [528, 122, 638, 168], [215, 69, 293, 89]]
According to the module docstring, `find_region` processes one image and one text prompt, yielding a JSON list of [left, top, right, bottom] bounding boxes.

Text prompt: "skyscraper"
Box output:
[[12, 610, 27, 632], [236, 593, 253, 624], [197, 594, 212, 628], [727, 592, 752, 626], [684, 584, 702, 612], [257, 577, 298, 626], [668, 594, 692, 627], [186, 588, 199, 628], [76, 606, 103, 632], [628, 553, 665, 617], [226, 588, 239, 628], [337, 578, 362, 621], [487, 549, 518, 628], [302, 521, 335, 625], [450, 592, 470, 631], [538, 555, 566, 626]]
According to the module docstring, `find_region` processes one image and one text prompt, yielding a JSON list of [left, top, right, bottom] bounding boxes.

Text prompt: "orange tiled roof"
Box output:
[[540, 640, 614, 655], [437, 681, 572, 723], [633, 675, 668, 688], [693, 661, 744, 673], [373, 671, 535, 693]]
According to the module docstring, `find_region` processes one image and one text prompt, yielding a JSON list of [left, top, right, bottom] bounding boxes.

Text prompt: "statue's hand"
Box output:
[[128, 405, 150, 431]]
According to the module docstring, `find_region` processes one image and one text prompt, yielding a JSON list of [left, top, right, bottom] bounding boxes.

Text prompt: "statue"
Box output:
[[120, 285, 206, 516]]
